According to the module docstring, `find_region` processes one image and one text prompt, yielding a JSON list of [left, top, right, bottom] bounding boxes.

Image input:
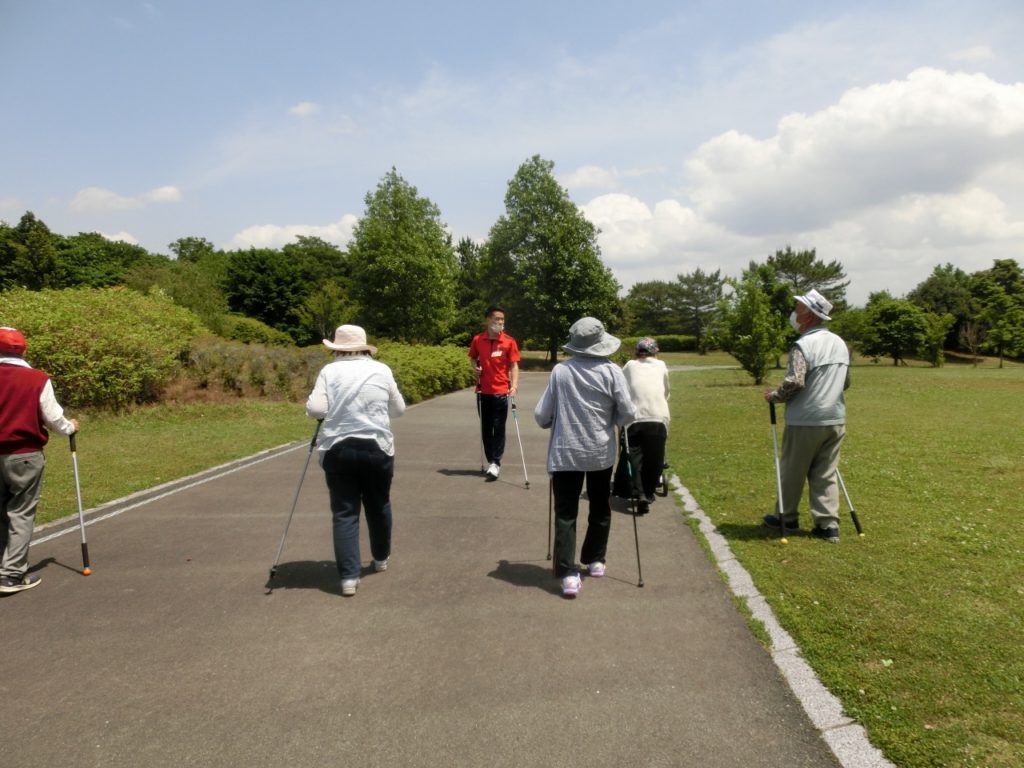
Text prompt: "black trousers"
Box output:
[[613, 422, 667, 500], [551, 467, 612, 578], [478, 393, 509, 465]]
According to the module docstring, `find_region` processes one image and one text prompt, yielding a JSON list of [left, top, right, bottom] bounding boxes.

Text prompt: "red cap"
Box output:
[[0, 327, 27, 356]]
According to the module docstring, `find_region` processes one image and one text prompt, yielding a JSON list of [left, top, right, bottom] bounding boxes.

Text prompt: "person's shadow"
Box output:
[[264, 560, 345, 595], [713, 522, 784, 542], [487, 559, 561, 596]]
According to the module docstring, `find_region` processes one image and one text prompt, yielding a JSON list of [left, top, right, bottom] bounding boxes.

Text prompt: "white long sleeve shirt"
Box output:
[[0, 356, 77, 435], [305, 355, 406, 459]]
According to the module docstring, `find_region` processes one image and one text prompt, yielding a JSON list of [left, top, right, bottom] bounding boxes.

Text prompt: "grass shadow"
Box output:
[[714, 521, 791, 542]]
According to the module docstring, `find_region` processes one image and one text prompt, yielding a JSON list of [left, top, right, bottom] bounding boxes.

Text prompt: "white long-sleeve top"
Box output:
[[305, 355, 406, 459], [622, 357, 670, 426]]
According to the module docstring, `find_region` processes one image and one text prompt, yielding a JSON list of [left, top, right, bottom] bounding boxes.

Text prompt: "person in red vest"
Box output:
[[468, 306, 520, 480], [0, 327, 79, 594]]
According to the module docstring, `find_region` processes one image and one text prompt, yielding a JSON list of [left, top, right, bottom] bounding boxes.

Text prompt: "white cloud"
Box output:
[[686, 68, 1024, 235], [70, 185, 182, 211], [561, 165, 620, 191], [288, 101, 321, 117], [227, 214, 359, 250], [99, 231, 140, 244]]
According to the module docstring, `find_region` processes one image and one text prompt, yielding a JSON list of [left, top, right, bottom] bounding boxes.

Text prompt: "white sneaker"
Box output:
[[341, 578, 359, 596], [372, 558, 389, 572], [587, 562, 606, 578], [561, 574, 582, 598], [485, 463, 500, 479]]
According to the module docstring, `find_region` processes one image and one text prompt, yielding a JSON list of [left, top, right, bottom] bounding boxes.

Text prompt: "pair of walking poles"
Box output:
[[768, 402, 863, 543], [545, 425, 645, 587], [477, 391, 530, 489]]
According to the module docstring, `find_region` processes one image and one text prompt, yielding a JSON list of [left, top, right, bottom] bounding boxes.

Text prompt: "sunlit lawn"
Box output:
[[667, 358, 1024, 767]]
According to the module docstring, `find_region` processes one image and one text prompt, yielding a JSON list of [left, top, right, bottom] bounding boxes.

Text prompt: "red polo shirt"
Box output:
[[468, 331, 520, 395]]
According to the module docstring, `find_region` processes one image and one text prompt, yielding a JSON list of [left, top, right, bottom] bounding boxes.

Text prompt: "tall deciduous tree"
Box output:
[[223, 248, 306, 339], [486, 155, 620, 360], [347, 168, 457, 343], [860, 297, 930, 365], [907, 263, 974, 349], [719, 274, 785, 384], [0, 212, 64, 290]]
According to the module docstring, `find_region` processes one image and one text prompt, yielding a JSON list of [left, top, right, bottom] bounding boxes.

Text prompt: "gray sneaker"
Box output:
[[0, 574, 41, 594], [811, 525, 840, 543]]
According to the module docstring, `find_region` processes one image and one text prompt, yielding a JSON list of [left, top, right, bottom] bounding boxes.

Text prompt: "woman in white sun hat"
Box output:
[[306, 325, 405, 596]]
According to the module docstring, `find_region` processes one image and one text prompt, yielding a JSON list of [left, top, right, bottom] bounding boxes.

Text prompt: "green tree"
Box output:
[[223, 248, 306, 339], [450, 237, 489, 344], [766, 246, 849, 310], [169, 236, 217, 263], [677, 267, 724, 353], [624, 280, 685, 335], [298, 280, 353, 344], [282, 235, 350, 290], [972, 271, 1024, 367], [0, 212, 65, 290], [347, 168, 457, 343], [486, 155, 620, 360], [907, 263, 974, 349], [719, 274, 785, 384], [860, 297, 930, 365], [125, 257, 231, 334], [60, 232, 157, 288]]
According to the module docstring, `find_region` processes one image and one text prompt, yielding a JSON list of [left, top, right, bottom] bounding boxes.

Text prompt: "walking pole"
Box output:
[[268, 420, 322, 584], [476, 386, 485, 474], [769, 403, 789, 545], [69, 433, 91, 576], [836, 469, 864, 537], [547, 475, 553, 561], [510, 396, 530, 488], [623, 426, 644, 587]]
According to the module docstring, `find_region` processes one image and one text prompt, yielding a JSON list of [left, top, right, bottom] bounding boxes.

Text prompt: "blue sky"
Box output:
[[2, 0, 1023, 304]]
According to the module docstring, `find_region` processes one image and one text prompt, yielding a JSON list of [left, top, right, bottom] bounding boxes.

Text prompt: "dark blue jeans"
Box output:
[[551, 467, 612, 577], [322, 438, 394, 580], [478, 393, 508, 465]]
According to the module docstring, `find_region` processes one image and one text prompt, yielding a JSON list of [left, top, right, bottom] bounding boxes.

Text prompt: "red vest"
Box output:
[[0, 364, 50, 454]]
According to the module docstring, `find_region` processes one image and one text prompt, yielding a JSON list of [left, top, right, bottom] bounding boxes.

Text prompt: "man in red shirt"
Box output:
[[0, 327, 79, 594], [468, 306, 520, 480]]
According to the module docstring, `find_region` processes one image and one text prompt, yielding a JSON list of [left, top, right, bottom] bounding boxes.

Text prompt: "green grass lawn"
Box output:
[[35, 400, 311, 527], [668, 360, 1024, 768]]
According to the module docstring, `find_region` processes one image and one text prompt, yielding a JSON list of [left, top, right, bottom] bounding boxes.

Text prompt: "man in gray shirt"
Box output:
[[535, 317, 636, 597], [763, 290, 851, 543]]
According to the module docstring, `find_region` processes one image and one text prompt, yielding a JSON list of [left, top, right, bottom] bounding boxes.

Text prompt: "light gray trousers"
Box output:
[[1, 452, 45, 578], [776, 425, 845, 529]]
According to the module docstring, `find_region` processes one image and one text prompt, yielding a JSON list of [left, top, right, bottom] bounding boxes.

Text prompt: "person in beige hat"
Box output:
[[763, 290, 850, 543], [306, 325, 405, 596], [0, 327, 80, 594], [534, 317, 636, 598]]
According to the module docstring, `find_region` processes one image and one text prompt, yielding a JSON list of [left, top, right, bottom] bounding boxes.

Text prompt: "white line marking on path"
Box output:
[[31, 442, 304, 548], [671, 476, 896, 768]]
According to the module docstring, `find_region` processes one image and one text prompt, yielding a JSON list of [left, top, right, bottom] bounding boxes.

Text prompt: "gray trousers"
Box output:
[[1, 452, 45, 578], [776, 425, 844, 529]]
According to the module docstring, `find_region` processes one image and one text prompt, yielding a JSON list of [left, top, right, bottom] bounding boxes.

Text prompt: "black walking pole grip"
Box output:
[[769, 401, 777, 425], [70, 432, 77, 452]]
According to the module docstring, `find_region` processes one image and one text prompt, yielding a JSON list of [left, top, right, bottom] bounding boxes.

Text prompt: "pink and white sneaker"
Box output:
[[587, 562, 606, 578], [561, 574, 582, 598]]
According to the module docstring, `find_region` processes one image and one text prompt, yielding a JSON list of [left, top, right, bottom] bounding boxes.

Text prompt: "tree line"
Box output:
[[3, 153, 1022, 369]]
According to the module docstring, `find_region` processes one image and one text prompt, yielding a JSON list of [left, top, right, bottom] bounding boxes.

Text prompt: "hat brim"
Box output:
[[795, 295, 831, 321], [562, 336, 621, 358], [323, 340, 378, 354]]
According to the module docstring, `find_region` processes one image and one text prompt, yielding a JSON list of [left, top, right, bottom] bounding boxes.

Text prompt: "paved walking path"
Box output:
[[6, 372, 869, 767]]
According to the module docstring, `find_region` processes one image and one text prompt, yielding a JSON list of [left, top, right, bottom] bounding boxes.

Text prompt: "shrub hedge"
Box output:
[[0, 287, 208, 409]]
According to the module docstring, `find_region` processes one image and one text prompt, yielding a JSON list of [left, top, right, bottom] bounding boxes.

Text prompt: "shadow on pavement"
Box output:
[[487, 558, 560, 596], [264, 559, 340, 595]]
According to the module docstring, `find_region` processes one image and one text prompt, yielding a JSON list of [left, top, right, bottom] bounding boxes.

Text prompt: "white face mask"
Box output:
[[489, 322, 504, 334], [789, 311, 801, 333]]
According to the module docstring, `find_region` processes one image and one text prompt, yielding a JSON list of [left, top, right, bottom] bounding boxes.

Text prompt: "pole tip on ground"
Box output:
[[859, 533, 866, 538], [82, 567, 92, 576], [780, 537, 789, 545]]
